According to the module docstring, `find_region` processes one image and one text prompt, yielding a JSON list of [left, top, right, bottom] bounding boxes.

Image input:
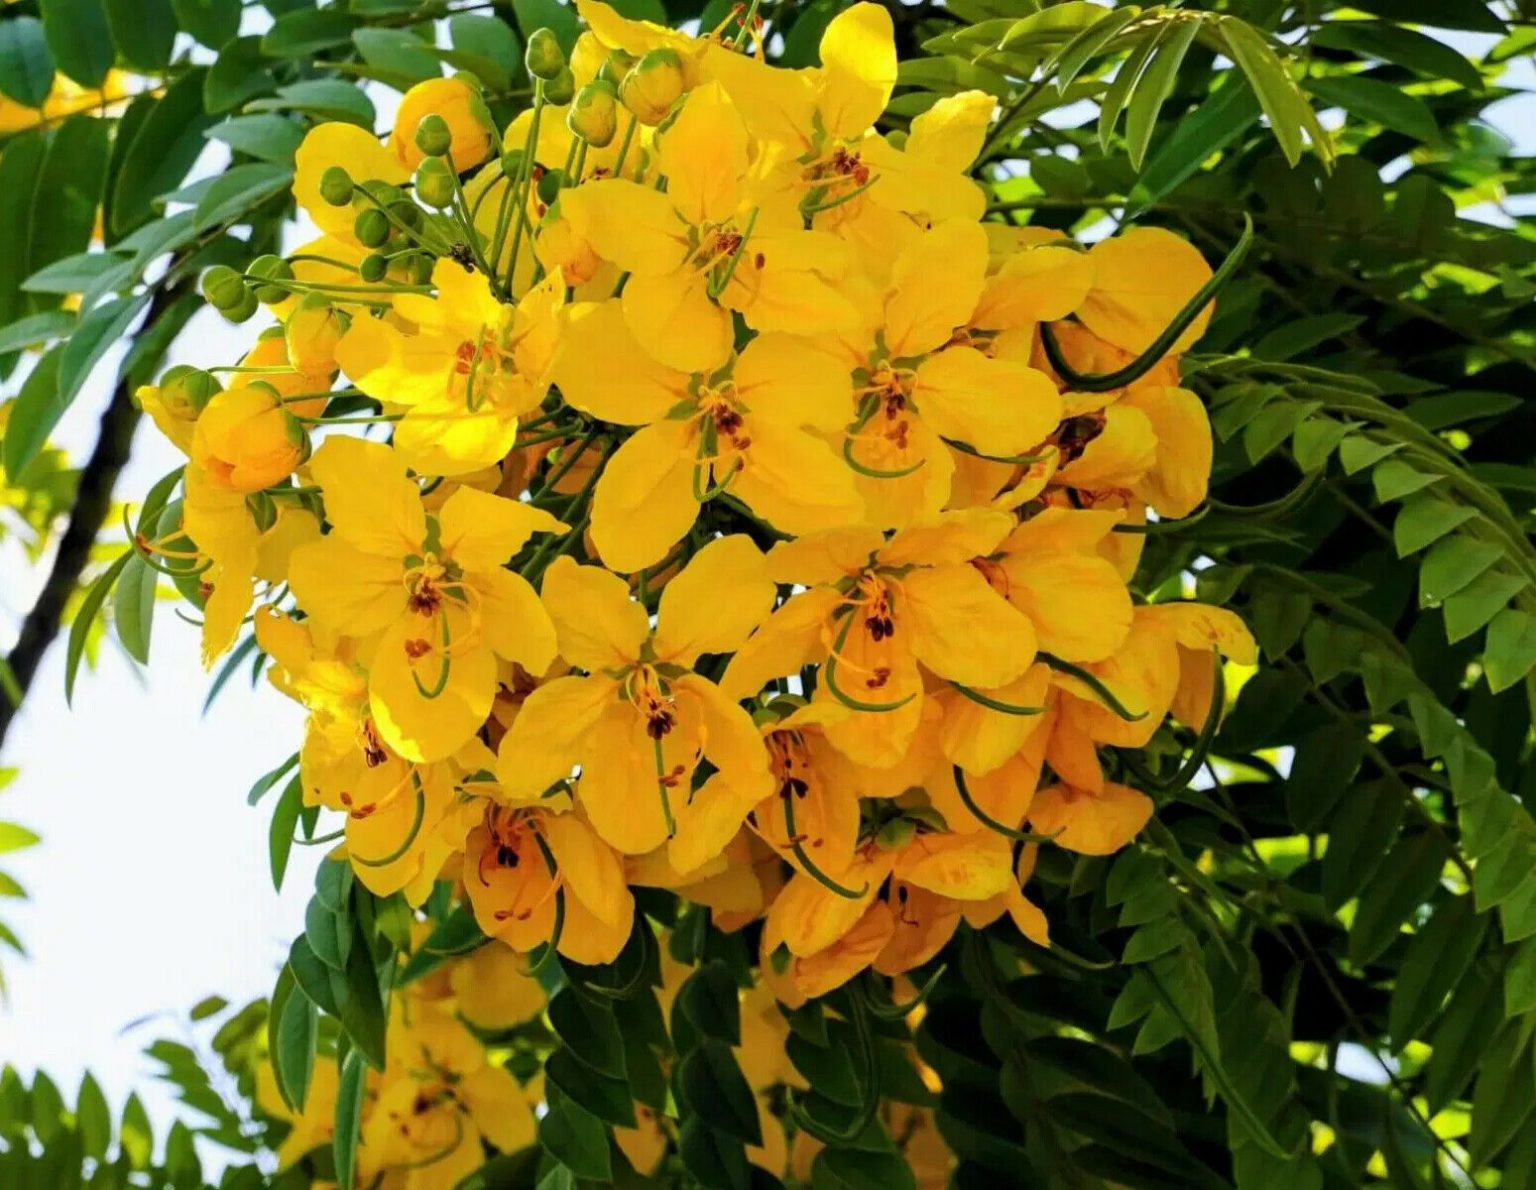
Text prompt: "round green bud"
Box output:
[[247, 254, 294, 305], [622, 48, 685, 126], [408, 254, 435, 286], [536, 168, 564, 205], [389, 200, 423, 231], [876, 816, 916, 851], [414, 113, 454, 158], [414, 158, 457, 209], [568, 79, 619, 148], [354, 208, 391, 248], [201, 265, 247, 310], [544, 65, 576, 106], [525, 29, 566, 81], [598, 49, 637, 88], [319, 165, 354, 206], [359, 254, 389, 283], [221, 287, 260, 324], [500, 147, 526, 178], [160, 365, 221, 416]]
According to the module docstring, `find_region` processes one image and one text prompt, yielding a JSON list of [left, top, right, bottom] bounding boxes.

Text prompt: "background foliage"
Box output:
[[2, 0, 1535, 1186]]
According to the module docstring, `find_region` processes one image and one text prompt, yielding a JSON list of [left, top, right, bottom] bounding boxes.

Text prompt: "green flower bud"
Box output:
[[598, 49, 637, 88], [500, 148, 526, 177], [359, 254, 389, 283], [248, 254, 294, 305], [622, 48, 685, 126], [319, 165, 354, 206], [544, 65, 576, 106], [245, 490, 277, 533], [536, 169, 565, 205], [408, 254, 435, 286], [389, 200, 423, 231], [160, 365, 221, 417], [221, 288, 260, 324], [568, 79, 619, 148], [415, 157, 457, 209], [354, 208, 391, 248], [525, 28, 566, 81], [414, 113, 454, 158], [201, 265, 247, 311]]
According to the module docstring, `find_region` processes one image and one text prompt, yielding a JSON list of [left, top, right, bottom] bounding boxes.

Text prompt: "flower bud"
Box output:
[[247, 254, 294, 305], [201, 265, 247, 311], [354, 208, 391, 248], [391, 78, 493, 173], [621, 48, 685, 125], [536, 168, 564, 205], [544, 66, 576, 106], [359, 253, 389, 283], [598, 49, 637, 88], [568, 79, 618, 148], [245, 489, 278, 534], [414, 113, 453, 158], [137, 366, 221, 453], [415, 157, 457, 209], [191, 383, 306, 493], [500, 147, 526, 178], [221, 289, 260, 324], [525, 29, 566, 81], [408, 254, 435, 286], [389, 200, 423, 231], [876, 816, 916, 851], [284, 293, 348, 376], [319, 165, 354, 206]]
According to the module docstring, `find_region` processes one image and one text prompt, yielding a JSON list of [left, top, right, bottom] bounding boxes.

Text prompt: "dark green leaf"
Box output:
[[248, 80, 375, 128], [545, 1046, 636, 1127], [1348, 832, 1448, 966], [205, 37, 280, 114], [676, 960, 741, 1046], [206, 114, 306, 165], [2, 345, 65, 482], [333, 1050, 365, 1190], [171, 0, 240, 48], [678, 1041, 762, 1145], [1311, 21, 1482, 90], [679, 1117, 750, 1190], [193, 163, 293, 232], [547, 989, 627, 1080], [104, 0, 176, 70], [0, 18, 54, 108], [40, 0, 113, 87], [261, 8, 360, 58], [112, 552, 157, 665], [539, 1087, 612, 1182], [1303, 76, 1438, 142], [111, 69, 217, 237], [269, 774, 304, 893], [64, 551, 133, 704]]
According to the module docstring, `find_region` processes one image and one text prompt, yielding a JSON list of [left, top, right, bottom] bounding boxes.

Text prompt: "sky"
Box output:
[[0, 7, 1533, 1164]]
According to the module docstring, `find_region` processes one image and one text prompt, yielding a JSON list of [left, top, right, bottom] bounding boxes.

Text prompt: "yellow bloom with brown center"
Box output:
[[190, 383, 306, 493]]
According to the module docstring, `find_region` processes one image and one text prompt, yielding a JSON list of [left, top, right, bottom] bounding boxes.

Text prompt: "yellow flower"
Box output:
[[390, 77, 493, 173], [552, 298, 862, 571], [722, 511, 1039, 768], [465, 798, 635, 964], [337, 260, 565, 476], [560, 82, 857, 374], [190, 383, 306, 493], [287, 438, 563, 762], [292, 123, 410, 242], [809, 220, 1063, 528], [495, 535, 775, 853], [255, 1055, 338, 1170], [1028, 780, 1154, 855], [1074, 227, 1214, 355]]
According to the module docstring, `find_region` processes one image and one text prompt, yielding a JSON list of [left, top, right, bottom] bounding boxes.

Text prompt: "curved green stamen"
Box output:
[[781, 785, 867, 900], [842, 434, 926, 479], [823, 613, 917, 714], [411, 612, 452, 700], [351, 777, 427, 868], [950, 681, 1045, 716], [1043, 655, 1147, 722], [953, 765, 1060, 844]]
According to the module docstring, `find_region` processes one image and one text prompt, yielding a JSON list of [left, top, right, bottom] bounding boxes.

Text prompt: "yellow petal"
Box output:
[[578, 701, 673, 854], [622, 268, 734, 375], [883, 220, 987, 358], [1056, 402, 1158, 492], [734, 332, 855, 433], [288, 538, 405, 636], [973, 243, 1095, 330], [657, 82, 746, 226], [730, 419, 865, 537], [495, 674, 616, 798], [1077, 227, 1213, 355], [542, 810, 631, 930], [720, 586, 841, 703], [937, 662, 1051, 775], [1143, 602, 1256, 665], [438, 485, 564, 571], [1001, 552, 1133, 664], [476, 567, 559, 674], [905, 90, 995, 172], [881, 507, 1015, 567], [553, 300, 689, 424], [1122, 385, 1213, 519], [654, 534, 775, 664], [895, 829, 1011, 899], [306, 436, 424, 557], [540, 556, 650, 671], [1028, 781, 1153, 855], [370, 610, 497, 763], [294, 124, 408, 240], [767, 526, 885, 585], [897, 563, 1037, 688], [817, 2, 897, 139], [590, 418, 700, 572], [913, 346, 1062, 455], [561, 178, 688, 275]]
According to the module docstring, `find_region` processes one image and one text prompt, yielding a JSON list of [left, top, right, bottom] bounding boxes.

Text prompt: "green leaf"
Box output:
[[1218, 17, 1309, 167], [1443, 570, 1528, 644], [193, 163, 294, 232], [1372, 457, 1442, 503], [1348, 832, 1448, 966], [1048, 5, 1142, 93], [539, 1087, 612, 1181], [112, 552, 158, 665], [249, 80, 375, 128], [40, 0, 113, 88], [1253, 314, 1366, 362], [206, 115, 305, 165], [268, 774, 303, 893], [1484, 608, 1536, 694], [512, 0, 581, 55], [22, 251, 122, 296], [679, 1117, 750, 1190], [1320, 779, 1403, 909], [103, 0, 175, 70], [333, 1050, 365, 1190], [111, 69, 217, 237], [58, 292, 150, 413], [171, 0, 240, 48], [1419, 535, 1501, 603], [352, 27, 442, 86], [676, 959, 741, 1046], [76, 1072, 111, 1160], [1284, 724, 1363, 830], [1123, 17, 1199, 171], [449, 14, 523, 82], [1310, 21, 1482, 90], [2, 345, 65, 482], [1346, 0, 1506, 33], [1404, 391, 1520, 431], [27, 115, 111, 300], [0, 823, 41, 854], [288, 935, 341, 1017], [1393, 496, 1478, 557], [261, 8, 360, 58], [812, 1147, 916, 1190], [0, 310, 73, 355], [1469, 1027, 1534, 1167], [0, 17, 55, 108], [547, 989, 627, 1080], [1388, 895, 1486, 1049], [337, 928, 388, 1069], [1303, 76, 1438, 143], [205, 36, 280, 114], [63, 551, 133, 704], [1129, 79, 1260, 215], [1097, 22, 1162, 154], [545, 1047, 636, 1127], [678, 1041, 762, 1145], [271, 967, 317, 1112]]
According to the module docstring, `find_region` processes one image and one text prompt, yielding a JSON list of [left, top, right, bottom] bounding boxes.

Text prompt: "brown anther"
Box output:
[[198, 581, 215, 601], [754, 252, 765, 269], [408, 585, 442, 614], [448, 243, 476, 271], [866, 667, 892, 690], [361, 720, 389, 767], [1052, 412, 1106, 464], [404, 638, 433, 660]]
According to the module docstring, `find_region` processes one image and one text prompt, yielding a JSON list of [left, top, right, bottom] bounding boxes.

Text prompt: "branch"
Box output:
[[0, 282, 187, 753]]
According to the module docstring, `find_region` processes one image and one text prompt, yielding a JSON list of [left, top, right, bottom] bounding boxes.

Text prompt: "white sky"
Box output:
[[0, 10, 1532, 1159]]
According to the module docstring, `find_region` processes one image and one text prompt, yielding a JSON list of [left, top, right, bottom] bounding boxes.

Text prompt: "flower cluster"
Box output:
[[133, 1, 1253, 1181]]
